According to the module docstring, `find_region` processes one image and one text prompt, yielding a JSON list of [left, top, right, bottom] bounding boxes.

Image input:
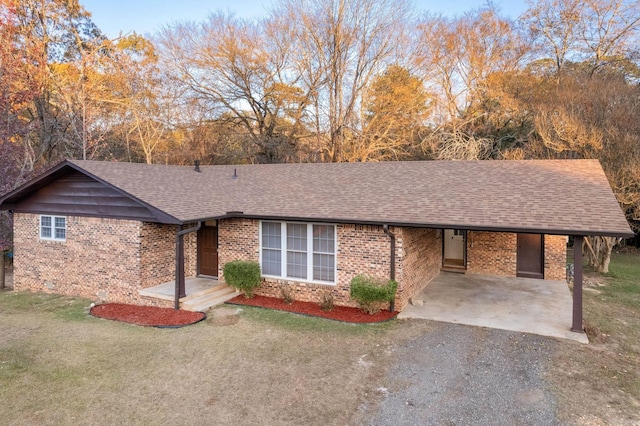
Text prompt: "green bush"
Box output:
[[223, 260, 261, 298], [349, 275, 398, 315]]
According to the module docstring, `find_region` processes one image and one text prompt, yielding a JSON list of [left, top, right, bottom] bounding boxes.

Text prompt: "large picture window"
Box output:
[[260, 222, 336, 284], [40, 215, 66, 241]]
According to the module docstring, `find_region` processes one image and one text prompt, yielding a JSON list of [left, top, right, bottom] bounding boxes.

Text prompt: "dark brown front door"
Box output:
[[517, 233, 544, 279], [198, 226, 218, 277]]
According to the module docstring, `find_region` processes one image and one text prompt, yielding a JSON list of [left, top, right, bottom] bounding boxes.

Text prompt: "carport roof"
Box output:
[[0, 158, 633, 237]]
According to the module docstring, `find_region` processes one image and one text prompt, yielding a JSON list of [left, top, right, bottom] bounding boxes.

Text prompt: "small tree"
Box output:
[[223, 260, 261, 298]]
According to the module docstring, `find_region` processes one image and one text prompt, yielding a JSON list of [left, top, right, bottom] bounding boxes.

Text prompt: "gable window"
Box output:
[[260, 222, 336, 284], [40, 215, 66, 241]]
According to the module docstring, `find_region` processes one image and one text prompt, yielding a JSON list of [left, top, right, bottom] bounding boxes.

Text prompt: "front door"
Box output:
[[443, 229, 466, 267], [198, 226, 219, 277], [517, 233, 544, 279]]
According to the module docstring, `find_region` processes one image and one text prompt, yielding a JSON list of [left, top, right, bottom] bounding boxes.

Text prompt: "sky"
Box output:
[[81, 0, 530, 39]]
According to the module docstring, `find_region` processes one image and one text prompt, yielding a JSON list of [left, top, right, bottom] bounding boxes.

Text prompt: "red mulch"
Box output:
[[226, 295, 398, 323], [90, 303, 206, 328]]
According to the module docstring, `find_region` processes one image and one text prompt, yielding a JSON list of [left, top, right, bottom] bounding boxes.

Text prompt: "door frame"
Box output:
[[442, 229, 467, 268], [516, 233, 544, 279], [197, 225, 219, 278]]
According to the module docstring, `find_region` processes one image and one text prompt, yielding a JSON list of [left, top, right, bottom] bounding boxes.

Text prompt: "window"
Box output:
[[260, 222, 336, 283], [261, 222, 281, 276], [40, 215, 66, 241]]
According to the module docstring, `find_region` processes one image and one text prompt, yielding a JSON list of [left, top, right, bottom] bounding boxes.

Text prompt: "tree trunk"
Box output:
[[583, 236, 619, 274]]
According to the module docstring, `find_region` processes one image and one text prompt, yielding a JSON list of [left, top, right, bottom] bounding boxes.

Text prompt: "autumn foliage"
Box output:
[[0, 0, 638, 262]]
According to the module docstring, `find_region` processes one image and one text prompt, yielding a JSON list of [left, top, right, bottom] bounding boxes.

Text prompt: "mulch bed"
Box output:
[[90, 303, 206, 328], [226, 295, 398, 323]]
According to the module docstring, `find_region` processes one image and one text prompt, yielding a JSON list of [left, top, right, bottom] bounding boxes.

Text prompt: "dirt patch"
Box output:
[[226, 294, 398, 323], [90, 303, 205, 327]]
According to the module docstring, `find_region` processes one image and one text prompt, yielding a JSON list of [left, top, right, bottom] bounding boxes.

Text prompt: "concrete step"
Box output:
[[182, 282, 229, 302], [441, 266, 466, 274], [180, 285, 239, 312]]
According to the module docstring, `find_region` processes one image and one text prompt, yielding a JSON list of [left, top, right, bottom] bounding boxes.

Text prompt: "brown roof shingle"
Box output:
[[57, 159, 631, 237]]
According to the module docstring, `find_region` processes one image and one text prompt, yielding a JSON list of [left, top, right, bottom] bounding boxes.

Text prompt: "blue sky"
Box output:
[[81, 0, 530, 39]]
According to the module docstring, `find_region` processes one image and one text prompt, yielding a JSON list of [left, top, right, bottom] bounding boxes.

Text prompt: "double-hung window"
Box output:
[[40, 215, 66, 241], [260, 222, 336, 284]]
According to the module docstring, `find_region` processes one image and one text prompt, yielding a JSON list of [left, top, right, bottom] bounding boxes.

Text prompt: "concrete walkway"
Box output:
[[399, 272, 588, 343]]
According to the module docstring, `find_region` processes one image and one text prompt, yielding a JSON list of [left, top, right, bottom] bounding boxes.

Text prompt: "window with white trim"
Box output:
[[260, 222, 336, 284], [40, 215, 66, 241]]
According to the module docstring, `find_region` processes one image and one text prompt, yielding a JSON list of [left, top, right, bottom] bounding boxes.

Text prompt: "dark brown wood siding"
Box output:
[[13, 171, 159, 221]]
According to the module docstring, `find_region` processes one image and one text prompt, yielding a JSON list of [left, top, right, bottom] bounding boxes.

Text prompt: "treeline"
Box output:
[[0, 0, 638, 234]]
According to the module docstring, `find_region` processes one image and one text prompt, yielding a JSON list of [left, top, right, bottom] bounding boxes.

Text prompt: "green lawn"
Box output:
[[550, 251, 640, 424]]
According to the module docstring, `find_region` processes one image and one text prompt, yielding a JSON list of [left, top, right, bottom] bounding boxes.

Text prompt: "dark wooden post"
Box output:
[[0, 250, 5, 290], [174, 225, 185, 310], [571, 235, 584, 333], [174, 222, 202, 310]]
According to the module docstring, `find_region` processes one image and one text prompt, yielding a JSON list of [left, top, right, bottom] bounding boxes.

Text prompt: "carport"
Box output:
[[399, 272, 589, 343]]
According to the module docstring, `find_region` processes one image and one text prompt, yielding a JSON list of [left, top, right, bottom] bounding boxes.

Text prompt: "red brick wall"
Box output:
[[467, 231, 517, 276], [395, 228, 442, 310], [139, 222, 198, 289], [467, 231, 567, 280], [13, 214, 200, 305], [140, 223, 174, 289], [13, 213, 143, 304], [217, 219, 397, 308], [544, 235, 567, 280]]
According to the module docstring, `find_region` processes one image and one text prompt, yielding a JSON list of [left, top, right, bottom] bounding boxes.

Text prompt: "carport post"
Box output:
[[571, 235, 584, 333]]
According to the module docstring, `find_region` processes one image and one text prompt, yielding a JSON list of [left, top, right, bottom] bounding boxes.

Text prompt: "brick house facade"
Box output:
[[2, 159, 630, 327], [13, 213, 199, 306], [12, 212, 568, 311]]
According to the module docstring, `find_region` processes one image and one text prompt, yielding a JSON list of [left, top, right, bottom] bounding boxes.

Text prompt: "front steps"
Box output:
[[180, 283, 239, 312], [139, 278, 239, 312]]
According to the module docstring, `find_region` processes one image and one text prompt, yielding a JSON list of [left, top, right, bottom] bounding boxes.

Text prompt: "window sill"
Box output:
[[261, 275, 336, 286]]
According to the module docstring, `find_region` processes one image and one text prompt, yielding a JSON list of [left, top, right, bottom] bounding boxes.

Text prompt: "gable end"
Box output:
[[10, 171, 164, 222]]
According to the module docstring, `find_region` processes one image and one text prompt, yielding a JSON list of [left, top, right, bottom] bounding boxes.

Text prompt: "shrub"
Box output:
[[223, 260, 261, 298], [319, 291, 335, 311], [280, 284, 294, 304], [350, 275, 398, 315]]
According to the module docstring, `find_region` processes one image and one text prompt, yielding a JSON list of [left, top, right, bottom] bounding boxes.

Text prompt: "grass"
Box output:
[[550, 251, 640, 424], [600, 252, 640, 309], [0, 291, 92, 321], [239, 304, 396, 335], [0, 291, 405, 426]]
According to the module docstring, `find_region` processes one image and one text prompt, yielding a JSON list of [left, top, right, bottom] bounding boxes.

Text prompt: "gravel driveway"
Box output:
[[358, 321, 561, 425]]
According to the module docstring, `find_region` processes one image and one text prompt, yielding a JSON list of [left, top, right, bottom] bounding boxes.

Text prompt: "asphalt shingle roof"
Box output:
[[57, 159, 631, 237]]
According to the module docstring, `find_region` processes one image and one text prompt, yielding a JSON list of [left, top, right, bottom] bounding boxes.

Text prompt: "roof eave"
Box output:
[[208, 213, 634, 238]]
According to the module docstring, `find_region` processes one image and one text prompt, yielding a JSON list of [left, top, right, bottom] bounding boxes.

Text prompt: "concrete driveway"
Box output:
[[399, 272, 588, 343]]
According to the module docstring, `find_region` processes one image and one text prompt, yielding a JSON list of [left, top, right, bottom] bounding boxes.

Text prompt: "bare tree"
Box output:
[[416, 5, 527, 122], [523, 0, 583, 73], [523, 0, 640, 76]]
